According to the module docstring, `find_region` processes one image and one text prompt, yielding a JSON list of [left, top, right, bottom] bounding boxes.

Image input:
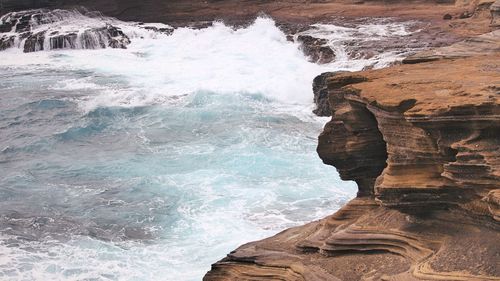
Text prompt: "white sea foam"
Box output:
[[296, 20, 416, 69], [0, 16, 417, 113], [0, 15, 418, 281], [0, 9, 171, 51]]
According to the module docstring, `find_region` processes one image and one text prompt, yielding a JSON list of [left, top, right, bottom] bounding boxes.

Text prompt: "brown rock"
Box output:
[[205, 37, 500, 280], [312, 72, 354, 117], [403, 29, 500, 63]]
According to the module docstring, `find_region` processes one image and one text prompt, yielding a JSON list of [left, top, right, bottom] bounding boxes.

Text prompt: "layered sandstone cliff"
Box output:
[[204, 13, 500, 281]]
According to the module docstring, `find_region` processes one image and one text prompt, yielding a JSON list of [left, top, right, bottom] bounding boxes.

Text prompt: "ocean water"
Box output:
[[0, 14, 414, 280]]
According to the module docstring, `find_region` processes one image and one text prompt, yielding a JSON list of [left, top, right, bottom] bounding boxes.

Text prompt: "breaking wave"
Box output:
[[0, 11, 418, 280]]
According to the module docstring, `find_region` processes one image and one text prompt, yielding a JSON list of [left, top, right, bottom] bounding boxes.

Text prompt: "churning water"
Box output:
[[0, 13, 415, 280]]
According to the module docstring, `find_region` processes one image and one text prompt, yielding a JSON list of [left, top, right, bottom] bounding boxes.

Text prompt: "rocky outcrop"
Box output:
[[296, 35, 336, 64], [0, 9, 131, 52], [403, 29, 500, 63], [205, 30, 500, 281], [312, 72, 347, 116], [318, 56, 499, 210]]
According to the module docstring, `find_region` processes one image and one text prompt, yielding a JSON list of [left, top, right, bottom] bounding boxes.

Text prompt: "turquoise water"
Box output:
[[0, 16, 415, 280]]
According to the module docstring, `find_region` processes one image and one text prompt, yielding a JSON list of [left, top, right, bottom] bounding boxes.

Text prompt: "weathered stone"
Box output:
[[491, 0, 500, 26], [403, 29, 500, 64], [312, 72, 336, 117], [205, 34, 500, 281]]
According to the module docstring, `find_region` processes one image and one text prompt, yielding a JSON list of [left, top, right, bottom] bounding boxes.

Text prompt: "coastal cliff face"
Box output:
[[2, 1, 497, 280], [204, 10, 500, 281]]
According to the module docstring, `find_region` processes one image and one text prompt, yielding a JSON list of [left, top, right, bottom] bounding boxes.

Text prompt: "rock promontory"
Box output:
[[205, 4, 500, 280]]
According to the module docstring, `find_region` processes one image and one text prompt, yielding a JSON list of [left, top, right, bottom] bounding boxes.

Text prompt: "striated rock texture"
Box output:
[[205, 34, 500, 280], [491, 0, 500, 27], [403, 29, 500, 63]]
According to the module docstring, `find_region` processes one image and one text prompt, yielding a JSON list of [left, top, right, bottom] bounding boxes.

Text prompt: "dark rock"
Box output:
[[49, 32, 78, 49], [105, 24, 131, 48], [141, 25, 174, 35], [312, 72, 343, 117], [0, 22, 13, 32], [23, 30, 46, 52], [0, 34, 15, 50], [297, 34, 336, 64], [443, 13, 453, 20], [0, 9, 132, 52]]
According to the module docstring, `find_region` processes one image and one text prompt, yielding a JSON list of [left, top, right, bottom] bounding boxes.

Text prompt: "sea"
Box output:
[[0, 11, 415, 280]]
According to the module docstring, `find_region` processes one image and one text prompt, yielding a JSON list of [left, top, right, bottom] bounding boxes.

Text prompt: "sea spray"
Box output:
[[0, 14, 418, 281]]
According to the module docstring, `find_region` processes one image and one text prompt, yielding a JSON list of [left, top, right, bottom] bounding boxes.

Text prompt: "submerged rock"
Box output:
[[0, 9, 132, 52], [0, 34, 15, 50], [139, 25, 174, 35]]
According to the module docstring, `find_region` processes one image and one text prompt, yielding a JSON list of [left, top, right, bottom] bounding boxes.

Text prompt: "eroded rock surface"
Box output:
[[491, 0, 500, 27], [205, 32, 500, 281], [403, 29, 500, 63]]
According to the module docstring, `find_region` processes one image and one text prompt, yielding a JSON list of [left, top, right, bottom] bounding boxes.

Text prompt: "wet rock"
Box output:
[[0, 34, 15, 50], [297, 34, 336, 64], [49, 32, 76, 49], [0, 9, 132, 52], [23, 30, 46, 52], [104, 25, 131, 49], [140, 25, 174, 35], [0, 22, 13, 32]]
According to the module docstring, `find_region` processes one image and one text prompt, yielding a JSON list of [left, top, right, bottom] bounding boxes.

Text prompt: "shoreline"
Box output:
[[204, 1, 500, 280], [1, 1, 498, 280]]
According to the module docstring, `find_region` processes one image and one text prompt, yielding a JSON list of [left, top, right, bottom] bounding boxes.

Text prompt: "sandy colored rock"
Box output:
[[205, 33, 500, 280]]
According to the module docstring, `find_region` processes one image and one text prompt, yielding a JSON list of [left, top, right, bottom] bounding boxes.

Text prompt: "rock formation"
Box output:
[[204, 10, 500, 281], [0, 9, 131, 52], [0, 1, 497, 280], [296, 35, 336, 64]]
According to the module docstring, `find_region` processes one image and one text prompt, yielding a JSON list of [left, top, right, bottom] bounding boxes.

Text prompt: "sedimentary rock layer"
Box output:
[[204, 38, 500, 280]]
